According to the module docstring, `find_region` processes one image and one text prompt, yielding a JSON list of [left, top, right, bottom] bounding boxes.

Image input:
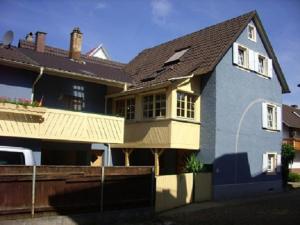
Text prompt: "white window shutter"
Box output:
[[233, 43, 239, 65], [268, 58, 273, 78], [276, 106, 282, 131], [254, 52, 259, 72], [249, 49, 255, 70], [262, 102, 268, 129], [276, 154, 282, 172], [262, 153, 268, 172]]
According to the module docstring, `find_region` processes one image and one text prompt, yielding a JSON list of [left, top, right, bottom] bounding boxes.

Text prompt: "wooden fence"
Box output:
[[0, 166, 154, 217]]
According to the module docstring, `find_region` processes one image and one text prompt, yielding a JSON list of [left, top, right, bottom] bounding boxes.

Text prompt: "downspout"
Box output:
[[31, 67, 44, 103]]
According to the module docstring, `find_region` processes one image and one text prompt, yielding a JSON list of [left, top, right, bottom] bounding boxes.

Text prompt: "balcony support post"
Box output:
[[123, 148, 133, 166], [151, 148, 164, 176]]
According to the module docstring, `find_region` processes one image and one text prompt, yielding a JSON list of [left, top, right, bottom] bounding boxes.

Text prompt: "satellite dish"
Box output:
[[2, 30, 14, 46]]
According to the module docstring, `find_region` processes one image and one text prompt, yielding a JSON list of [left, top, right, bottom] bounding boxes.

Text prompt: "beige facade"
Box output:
[[0, 103, 124, 144], [111, 76, 201, 150]]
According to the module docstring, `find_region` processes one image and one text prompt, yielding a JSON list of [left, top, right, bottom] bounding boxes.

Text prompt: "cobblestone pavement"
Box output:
[[124, 189, 300, 225]]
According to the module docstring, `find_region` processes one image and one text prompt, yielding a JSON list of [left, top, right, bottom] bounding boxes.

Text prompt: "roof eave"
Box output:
[[0, 58, 130, 88]]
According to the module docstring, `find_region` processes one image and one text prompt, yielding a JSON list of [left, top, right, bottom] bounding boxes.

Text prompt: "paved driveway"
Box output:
[[126, 189, 300, 225]]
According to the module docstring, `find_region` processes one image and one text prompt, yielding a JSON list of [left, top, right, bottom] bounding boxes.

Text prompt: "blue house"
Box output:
[[0, 11, 290, 199], [0, 28, 130, 166], [107, 11, 290, 199]]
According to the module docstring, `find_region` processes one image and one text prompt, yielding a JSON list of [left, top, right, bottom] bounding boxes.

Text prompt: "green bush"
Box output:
[[185, 154, 203, 173], [288, 172, 300, 182]]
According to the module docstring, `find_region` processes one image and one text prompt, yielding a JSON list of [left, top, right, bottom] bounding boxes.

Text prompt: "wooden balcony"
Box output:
[[0, 103, 124, 144], [112, 118, 200, 150], [283, 138, 300, 151]]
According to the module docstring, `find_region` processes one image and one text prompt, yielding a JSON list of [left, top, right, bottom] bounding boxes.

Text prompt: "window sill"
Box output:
[[263, 127, 280, 132]]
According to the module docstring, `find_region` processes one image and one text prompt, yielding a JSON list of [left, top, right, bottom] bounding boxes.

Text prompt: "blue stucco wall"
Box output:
[[34, 75, 107, 114], [199, 20, 283, 199], [0, 65, 36, 99]]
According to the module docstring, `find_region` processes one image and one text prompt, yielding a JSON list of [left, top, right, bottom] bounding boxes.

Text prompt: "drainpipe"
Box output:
[[31, 67, 44, 103]]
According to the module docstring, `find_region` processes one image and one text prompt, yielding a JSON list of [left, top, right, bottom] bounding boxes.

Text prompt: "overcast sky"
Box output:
[[0, 0, 299, 105]]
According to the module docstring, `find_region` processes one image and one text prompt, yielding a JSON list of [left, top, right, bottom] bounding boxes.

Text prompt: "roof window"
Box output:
[[164, 47, 189, 65]]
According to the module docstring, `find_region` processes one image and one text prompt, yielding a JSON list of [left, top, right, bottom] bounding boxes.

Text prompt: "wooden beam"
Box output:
[[151, 149, 164, 176], [122, 149, 134, 166]]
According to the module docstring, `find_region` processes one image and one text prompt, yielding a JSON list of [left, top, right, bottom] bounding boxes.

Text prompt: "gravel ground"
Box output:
[[124, 189, 300, 225]]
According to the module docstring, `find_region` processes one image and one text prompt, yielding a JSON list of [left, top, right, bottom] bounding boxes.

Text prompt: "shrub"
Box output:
[[185, 154, 203, 173], [288, 172, 300, 182]]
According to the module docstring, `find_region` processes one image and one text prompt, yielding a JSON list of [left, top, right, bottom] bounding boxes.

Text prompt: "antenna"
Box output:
[[2, 30, 14, 47]]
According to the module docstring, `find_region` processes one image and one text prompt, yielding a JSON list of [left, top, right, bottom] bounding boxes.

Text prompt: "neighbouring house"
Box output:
[[86, 44, 110, 60], [107, 11, 290, 199], [0, 10, 291, 200], [282, 104, 300, 173], [0, 28, 130, 166]]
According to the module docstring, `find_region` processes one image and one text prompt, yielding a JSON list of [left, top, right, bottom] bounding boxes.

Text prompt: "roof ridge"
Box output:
[[141, 11, 256, 52], [18, 39, 126, 69]]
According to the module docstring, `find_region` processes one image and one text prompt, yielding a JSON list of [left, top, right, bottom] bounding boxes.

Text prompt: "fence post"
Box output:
[[100, 166, 105, 213], [151, 167, 155, 208], [31, 165, 36, 217]]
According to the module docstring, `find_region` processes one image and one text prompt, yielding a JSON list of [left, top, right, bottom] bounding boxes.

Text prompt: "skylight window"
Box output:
[[164, 48, 189, 65]]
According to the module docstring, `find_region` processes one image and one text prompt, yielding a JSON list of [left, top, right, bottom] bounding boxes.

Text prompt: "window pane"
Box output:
[[155, 93, 166, 117]]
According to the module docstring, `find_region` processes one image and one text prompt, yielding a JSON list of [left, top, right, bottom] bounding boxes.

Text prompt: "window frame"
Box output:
[[176, 91, 196, 120], [237, 45, 248, 68], [142, 93, 167, 119], [115, 97, 136, 120], [262, 102, 281, 131], [263, 152, 280, 174], [247, 24, 256, 42]]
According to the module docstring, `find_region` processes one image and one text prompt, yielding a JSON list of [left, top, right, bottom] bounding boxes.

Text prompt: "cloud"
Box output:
[[151, 0, 172, 25], [95, 1, 107, 10]]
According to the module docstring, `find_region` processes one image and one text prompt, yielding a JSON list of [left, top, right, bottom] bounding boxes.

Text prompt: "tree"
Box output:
[[282, 143, 296, 187]]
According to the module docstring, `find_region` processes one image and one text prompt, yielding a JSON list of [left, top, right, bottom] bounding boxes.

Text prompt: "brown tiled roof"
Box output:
[[283, 104, 300, 129], [0, 45, 38, 65], [125, 11, 256, 87], [0, 41, 132, 84], [18, 40, 124, 69], [124, 11, 289, 93]]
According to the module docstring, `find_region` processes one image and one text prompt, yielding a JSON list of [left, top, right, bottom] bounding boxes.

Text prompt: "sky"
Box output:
[[0, 0, 299, 105]]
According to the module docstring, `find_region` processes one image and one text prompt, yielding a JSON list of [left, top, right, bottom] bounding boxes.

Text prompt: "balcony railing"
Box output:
[[283, 138, 300, 151], [0, 103, 124, 144], [112, 118, 200, 150]]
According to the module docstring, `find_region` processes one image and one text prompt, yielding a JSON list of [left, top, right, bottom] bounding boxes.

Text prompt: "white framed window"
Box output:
[[262, 152, 281, 174], [262, 102, 281, 131], [155, 93, 166, 117], [233, 43, 249, 69], [248, 24, 256, 42], [115, 98, 135, 120], [143, 93, 166, 119], [72, 85, 85, 111], [126, 98, 135, 120], [255, 53, 272, 78], [176, 91, 196, 119]]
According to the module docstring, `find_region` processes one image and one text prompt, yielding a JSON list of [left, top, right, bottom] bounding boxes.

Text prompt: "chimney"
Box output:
[[25, 32, 34, 42], [69, 27, 83, 61], [35, 31, 47, 53]]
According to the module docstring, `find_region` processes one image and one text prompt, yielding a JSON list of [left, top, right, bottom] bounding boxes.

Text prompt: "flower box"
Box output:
[[0, 102, 46, 116]]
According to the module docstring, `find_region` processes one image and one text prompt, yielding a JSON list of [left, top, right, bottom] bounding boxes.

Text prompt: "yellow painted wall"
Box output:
[[194, 173, 212, 202], [112, 119, 200, 149], [155, 173, 193, 212], [0, 104, 124, 144], [111, 76, 201, 149], [170, 120, 200, 149]]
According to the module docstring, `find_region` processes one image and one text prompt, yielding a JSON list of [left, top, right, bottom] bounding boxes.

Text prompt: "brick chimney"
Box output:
[[69, 27, 82, 60], [35, 31, 47, 53]]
